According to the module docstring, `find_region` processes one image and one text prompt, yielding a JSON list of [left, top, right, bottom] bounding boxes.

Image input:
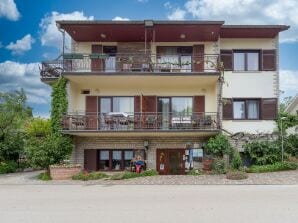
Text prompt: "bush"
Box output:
[[205, 134, 233, 157], [247, 162, 297, 173], [226, 170, 248, 180], [110, 169, 158, 180], [25, 118, 51, 137], [211, 158, 227, 174], [187, 169, 203, 175], [0, 160, 18, 174], [25, 134, 73, 170], [244, 141, 281, 165], [231, 151, 243, 170], [72, 172, 108, 181], [37, 172, 52, 181], [284, 134, 298, 157]]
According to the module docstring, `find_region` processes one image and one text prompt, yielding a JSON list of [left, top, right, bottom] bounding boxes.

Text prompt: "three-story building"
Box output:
[[40, 20, 289, 174]]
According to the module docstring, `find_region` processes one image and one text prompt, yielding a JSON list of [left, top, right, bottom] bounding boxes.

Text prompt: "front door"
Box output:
[[156, 149, 185, 175]]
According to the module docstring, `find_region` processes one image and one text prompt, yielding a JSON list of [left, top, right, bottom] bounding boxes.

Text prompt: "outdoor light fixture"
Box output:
[[100, 33, 106, 39], [144, 140, 149, 150], [180, 34, 186, 39]]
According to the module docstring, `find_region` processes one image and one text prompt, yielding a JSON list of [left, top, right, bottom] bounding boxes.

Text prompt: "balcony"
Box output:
[[61, 112, 219, 134], [40, 53, 220, 80]]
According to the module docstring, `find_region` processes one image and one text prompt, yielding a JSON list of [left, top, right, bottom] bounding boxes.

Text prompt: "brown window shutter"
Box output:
[[134, 96, 141, 113], [261, 98, 277, 120], [142, 96, 157, 113], [193, 96, 205, 113], [193, 45, 204, 72], [91, 45, 103, 71], [222, 98, 233, 120], [86, 96, 98, 129], [84, 149, 98, 171], [220, 50, 233, 71], [262, 50, 276, 71]]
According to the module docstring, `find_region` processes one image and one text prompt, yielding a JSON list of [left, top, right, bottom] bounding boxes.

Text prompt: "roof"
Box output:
[[285, 94, 298, 114], [56, 20, 290, 42]]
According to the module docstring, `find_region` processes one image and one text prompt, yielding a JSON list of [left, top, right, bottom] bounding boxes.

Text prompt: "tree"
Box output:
[[0, 90, 32, 161]]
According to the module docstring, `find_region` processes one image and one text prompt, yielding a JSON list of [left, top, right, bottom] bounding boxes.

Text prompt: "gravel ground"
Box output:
[[1, 169, 298, 185]]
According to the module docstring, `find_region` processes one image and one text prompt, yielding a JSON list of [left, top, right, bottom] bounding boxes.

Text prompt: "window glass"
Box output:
[[193, 149, 203, 162], [172, 97, 193, 115], [99, 151, 109, 170], [124, 150, 133, 169], [233, 101, 245, 119], [100, 98, 111, 114], [247, 52, 259, 71], [112, 151, 122, 170], [233, 52, 245, 71], [113, 97, 134, 113], [247, 100, 259, 119]]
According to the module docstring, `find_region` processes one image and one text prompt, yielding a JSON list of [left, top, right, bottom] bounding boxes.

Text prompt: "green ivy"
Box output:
[[50, 77, 68, 134]]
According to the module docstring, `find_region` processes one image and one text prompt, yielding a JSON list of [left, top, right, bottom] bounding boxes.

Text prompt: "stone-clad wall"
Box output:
[[70, 136, 209, 169]]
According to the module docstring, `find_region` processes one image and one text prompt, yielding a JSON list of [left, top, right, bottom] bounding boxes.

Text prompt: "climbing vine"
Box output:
[[50, 77, 68, 134]]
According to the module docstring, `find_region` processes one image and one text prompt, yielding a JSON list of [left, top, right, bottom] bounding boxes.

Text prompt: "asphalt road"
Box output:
[[0, 185, 297, 223]]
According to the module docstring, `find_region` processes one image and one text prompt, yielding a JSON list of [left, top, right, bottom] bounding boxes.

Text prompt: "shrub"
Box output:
[[244, 141, 281, 165], [231, 151, 243, 170], [110, 169, 158, 180], [247, 162, 297, 173], [72, 172, 108, 181], [284, 134, 298, 157], [25, 134, 73, 170], [205, 134, 233, 157], [25, 118, 51, 137], [37, 172, 52, 181], [211, 158, 226, 174], [0, 160, 18, 174], [187, 169, 203, 175], [226, 170, 248, 180]]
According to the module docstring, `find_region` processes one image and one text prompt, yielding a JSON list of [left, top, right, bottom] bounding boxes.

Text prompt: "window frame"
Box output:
[[232, 98, 261, 120], [99, 96, 134, 114], [157, 96, 194, 115], [232, 50, 261, 71]]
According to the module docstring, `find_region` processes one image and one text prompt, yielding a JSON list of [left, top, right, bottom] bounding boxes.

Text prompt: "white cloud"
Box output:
[[163, 0, 298, 42], [112, 16, 130, 21], [0, 61, 51, 105], [0, 0, 20, 21], [280, 70, 298, 97], [6, 34, 35, 55], [168, 8, 186, 20], [39, 11, 94, 50], [137, 0, 148, 2]]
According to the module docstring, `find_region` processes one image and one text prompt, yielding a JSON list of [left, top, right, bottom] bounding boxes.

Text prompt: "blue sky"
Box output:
[[0, 0, 297, 118]]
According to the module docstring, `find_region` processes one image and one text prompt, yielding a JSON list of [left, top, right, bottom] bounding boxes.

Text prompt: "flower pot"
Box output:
[[202, 159, 213, 171]]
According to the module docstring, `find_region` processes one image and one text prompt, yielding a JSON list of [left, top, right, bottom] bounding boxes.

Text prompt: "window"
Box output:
[[233, 99, 260, 120], [112, 97, 134, 113], [233, 51, 260, 71], [98, 150, 144, 171], [171, 97, 193, 115], [99, 151, 110, 170], [233, 101, 245, 119]]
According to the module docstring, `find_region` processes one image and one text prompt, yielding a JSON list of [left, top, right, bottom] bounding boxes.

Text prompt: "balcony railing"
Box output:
[[62, 112, 219, 132], [41, 53, 220, 78]]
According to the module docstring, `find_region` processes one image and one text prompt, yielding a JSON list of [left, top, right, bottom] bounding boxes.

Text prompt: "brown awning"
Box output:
[[220, 25, 290, 38]]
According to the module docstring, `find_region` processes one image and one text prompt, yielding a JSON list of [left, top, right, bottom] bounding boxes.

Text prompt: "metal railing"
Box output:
[[40, 53, 220, 78], [61, 112, 219, 131]]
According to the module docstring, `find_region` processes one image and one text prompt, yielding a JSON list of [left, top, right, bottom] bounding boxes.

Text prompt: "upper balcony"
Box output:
[[40, 53, 220, 81]]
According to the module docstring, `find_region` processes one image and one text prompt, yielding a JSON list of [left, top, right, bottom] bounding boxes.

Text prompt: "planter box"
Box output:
[[50, 165, 82, 180]]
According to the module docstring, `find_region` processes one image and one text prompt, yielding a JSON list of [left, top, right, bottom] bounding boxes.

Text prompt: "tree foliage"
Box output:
[[50, 77, 68, 134], [0, 90, 32, 161], [25, 118, 51, 138], [205, 134, 233, 157]]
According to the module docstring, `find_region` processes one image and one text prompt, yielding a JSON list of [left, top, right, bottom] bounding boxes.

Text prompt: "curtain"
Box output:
[[113, 97, 134, 113], [247, 100, 259, 119], [112, 151, 122, 160], [105, 57, 116, 72], [233, 101, 245, 119], [100, 151, 109, 160]]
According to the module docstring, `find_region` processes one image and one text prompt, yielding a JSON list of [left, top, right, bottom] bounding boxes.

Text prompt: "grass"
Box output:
[[187, 169, 203, 176], [247, 162, 297, 173], [110, 169, 158, 180], [37, 172, 52, 181], [72, 172, 108, 181]]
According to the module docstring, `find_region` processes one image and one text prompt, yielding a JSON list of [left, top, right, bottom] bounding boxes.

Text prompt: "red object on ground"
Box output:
[[136, 165, 142, 173]]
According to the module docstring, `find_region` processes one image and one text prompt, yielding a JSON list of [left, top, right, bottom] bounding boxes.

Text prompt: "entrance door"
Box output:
[[156, 149, 185, 175]]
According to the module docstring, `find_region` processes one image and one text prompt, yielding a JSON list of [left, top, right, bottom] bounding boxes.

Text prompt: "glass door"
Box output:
[[100, 97, 112, 130], [158, 98, 170, 129]]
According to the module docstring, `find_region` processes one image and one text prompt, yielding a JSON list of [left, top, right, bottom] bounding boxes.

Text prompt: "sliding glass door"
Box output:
[[158, 98, 170, 129]]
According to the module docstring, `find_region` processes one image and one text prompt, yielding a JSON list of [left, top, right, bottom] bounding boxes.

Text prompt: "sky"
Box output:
[[0, 0, 297, 118]]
